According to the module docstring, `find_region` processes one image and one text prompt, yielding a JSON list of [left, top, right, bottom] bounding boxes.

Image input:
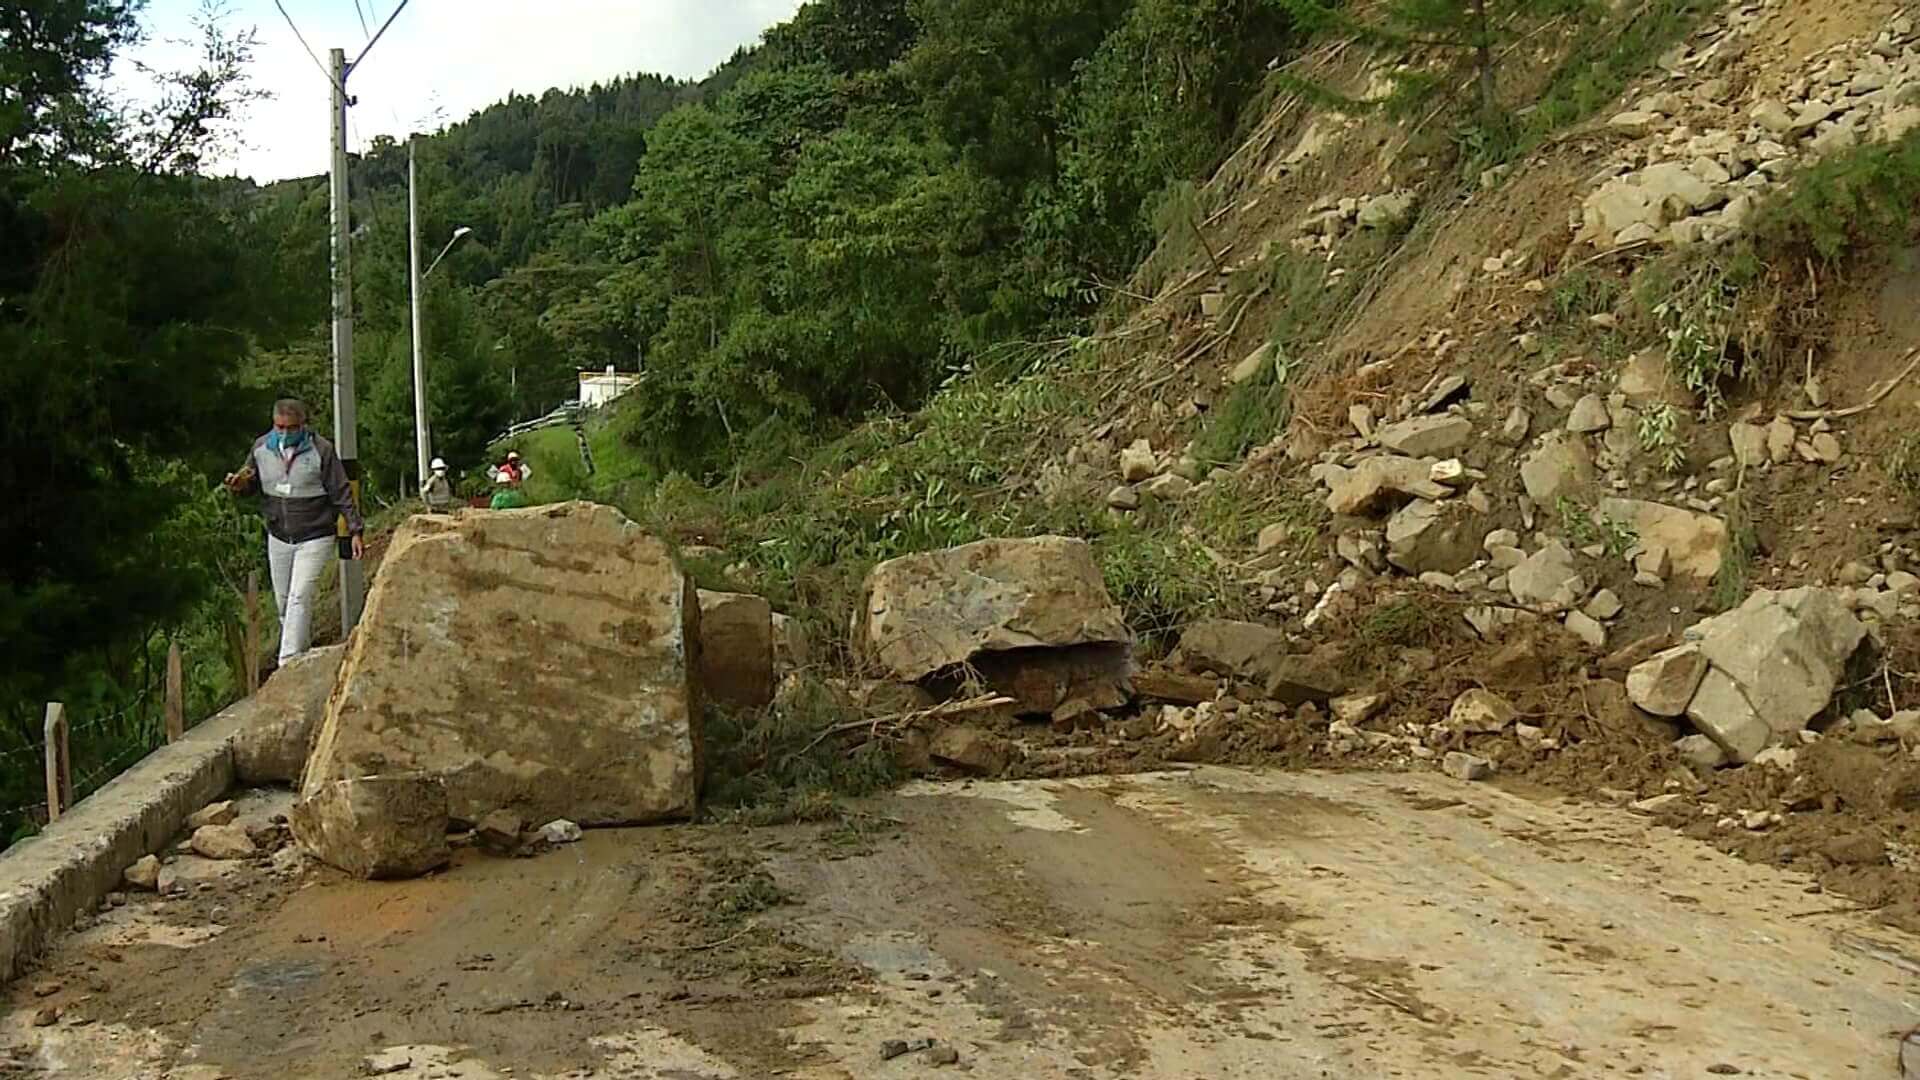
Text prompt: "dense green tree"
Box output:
[[0, 1, 313, 710]]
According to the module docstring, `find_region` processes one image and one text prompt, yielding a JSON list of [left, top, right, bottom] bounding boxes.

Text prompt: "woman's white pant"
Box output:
[[268, 534, 335, 662]]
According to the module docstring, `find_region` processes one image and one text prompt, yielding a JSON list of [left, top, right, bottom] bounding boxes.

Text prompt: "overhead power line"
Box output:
[[355, 0, 414, 70], [273, 0, 342, 92], [351, 0, 373, 40]]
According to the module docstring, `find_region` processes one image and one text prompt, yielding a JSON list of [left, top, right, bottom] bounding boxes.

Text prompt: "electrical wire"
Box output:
[[351, 0, 373, 40], [354, 0, 414, 70], [273, 0, 343, 92]]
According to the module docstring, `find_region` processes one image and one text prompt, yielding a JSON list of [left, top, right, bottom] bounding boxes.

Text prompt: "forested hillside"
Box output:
[[313, 0, 1300, 490]]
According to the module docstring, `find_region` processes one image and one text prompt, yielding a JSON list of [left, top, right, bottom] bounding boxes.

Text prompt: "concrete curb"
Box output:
[[0, 706, 250, 984]]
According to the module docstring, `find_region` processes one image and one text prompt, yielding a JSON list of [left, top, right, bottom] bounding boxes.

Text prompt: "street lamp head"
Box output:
[[452, 226, 472, 239]]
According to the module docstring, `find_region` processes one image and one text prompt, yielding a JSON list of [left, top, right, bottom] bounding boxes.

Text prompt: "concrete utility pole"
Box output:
[[329, 47, 366, 631], [408, 135, 429, 494]]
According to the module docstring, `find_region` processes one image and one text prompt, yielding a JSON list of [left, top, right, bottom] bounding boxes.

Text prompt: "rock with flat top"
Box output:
[[1172, 620, 1285, 679], [1627, 644, 1708, 717], [1107, 485, 1140, 510], [474, 809, 524, 854], [1132, 668, 1217, 706], [292, 775, 450, 879], [186, 801, 236, 831], [1376, 415, 1474, 457], [930, 726, 1012, 774], [1332, 692, 1388, 725], [300, 504, 700, 826]]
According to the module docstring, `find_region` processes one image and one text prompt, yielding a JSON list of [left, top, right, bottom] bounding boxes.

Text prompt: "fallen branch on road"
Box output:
[[794, 693, 1017, 758]]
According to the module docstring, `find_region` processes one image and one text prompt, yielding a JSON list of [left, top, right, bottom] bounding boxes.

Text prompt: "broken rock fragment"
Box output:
[[1375, 415, 1474, 457], [1626, 644, 1709, 717], [190, 824, 256, 861], [291, 775, 451, 880], [1324, 456, 1451, 516], [696, 589, 776, 711], [1508, 542, 1585, 612], [1521, 433, 1595, 503], [1385, 499, 1483, 575], [1597, 500, 1726, 583], [1449, 689, 1517, 733]]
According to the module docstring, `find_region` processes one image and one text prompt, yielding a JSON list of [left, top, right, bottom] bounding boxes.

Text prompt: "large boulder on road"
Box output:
[[300, 503, 701, 825], [231, 644, 346, 785], [858, 537, 1133, 715]]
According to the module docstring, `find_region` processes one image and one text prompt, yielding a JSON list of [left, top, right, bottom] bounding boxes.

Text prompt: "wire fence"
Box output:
[[1, 686, 165, 843]]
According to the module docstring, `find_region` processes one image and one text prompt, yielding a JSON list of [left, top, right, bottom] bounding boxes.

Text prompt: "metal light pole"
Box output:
[[407, 133, 470, 495], [329, 47, 365, 631]]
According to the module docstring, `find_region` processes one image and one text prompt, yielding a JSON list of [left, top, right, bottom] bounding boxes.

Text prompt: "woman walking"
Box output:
[[224, 399, 364, 664]]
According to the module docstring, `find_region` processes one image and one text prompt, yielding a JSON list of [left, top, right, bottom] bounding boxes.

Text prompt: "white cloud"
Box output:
[[118, 0, 805, 181]]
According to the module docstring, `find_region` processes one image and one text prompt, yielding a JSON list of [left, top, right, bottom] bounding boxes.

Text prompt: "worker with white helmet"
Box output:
[[422, 457, 454, 512]]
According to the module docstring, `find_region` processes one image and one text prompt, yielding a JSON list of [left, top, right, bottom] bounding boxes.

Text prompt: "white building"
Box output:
[[578, 365, 641, 409]]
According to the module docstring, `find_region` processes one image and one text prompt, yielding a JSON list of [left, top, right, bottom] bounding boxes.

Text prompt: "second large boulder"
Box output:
[[858, 537, 1133, 716]]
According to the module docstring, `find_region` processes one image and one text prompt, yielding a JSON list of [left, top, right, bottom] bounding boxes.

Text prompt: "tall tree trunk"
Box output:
[[1473, 0, 1495, 119]]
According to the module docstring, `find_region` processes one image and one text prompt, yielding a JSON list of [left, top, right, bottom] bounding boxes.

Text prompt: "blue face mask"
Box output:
[[267, 428, 309, 453]]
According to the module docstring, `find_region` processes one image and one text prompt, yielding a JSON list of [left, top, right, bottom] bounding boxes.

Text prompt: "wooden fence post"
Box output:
[[245, 571, 261, 695], [43, 703, 65, 823], [165, 642, 185, 743]]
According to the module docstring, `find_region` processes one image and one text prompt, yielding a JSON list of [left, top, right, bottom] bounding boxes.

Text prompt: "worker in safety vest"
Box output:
[[422, 457, 455, 512]]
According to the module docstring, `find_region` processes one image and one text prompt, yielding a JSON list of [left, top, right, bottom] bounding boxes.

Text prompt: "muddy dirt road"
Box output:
[[6, 767, 1918, 1078]]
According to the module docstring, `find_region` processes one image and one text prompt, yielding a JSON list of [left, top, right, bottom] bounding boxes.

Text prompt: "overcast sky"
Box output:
[[116, 0, 805, 182]]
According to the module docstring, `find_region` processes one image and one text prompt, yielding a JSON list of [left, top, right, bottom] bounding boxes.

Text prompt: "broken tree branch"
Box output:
[[796, 694, 1018, 758], [1785, 348, 1920, 421]]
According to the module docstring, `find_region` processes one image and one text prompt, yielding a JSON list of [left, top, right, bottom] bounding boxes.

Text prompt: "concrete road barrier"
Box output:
[[0, 705, 252, 984]]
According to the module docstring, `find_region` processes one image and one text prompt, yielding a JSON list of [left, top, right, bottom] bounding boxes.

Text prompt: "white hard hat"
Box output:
[[430, 458, 447, 471]]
